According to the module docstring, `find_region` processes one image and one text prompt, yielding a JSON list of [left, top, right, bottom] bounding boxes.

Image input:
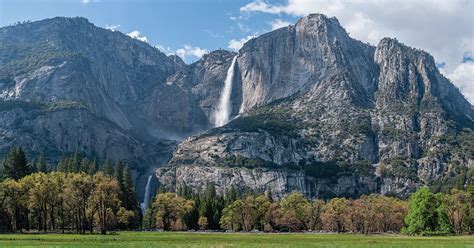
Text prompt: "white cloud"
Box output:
[[126, 30, 148, 43], [228, 35, 256, 51], [155, 44, 174, 56], [270, 19, 291, 30], [176, 44, 207, 60], [82, 0, 100, 4], [442, 62, 474, 104], [105, 24, 120, 31], [240, 0, 284, 14], [240, 0, 474, 101]]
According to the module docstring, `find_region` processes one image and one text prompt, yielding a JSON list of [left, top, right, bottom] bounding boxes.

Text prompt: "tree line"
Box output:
[[144, 185, 473, 235], [1, 145, 473, 235], [0, 146, 141, 234]]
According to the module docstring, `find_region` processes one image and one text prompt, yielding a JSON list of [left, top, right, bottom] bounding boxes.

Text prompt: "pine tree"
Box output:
[[225, 187, 239, 206], [88, 159, 98, 174], [31, 159, 38, 173], [122, 166, 142, 229], [38, 153, 48, 173], [102, 159, 113, 176], [3, 146, 32, 180], [0, 155, 6, 180], [200, 184, 224, 230], [56, 158, 66, 172], [114, 161, 124, 184], [114, 161, 125, 199], [80, 158, 90, 173]]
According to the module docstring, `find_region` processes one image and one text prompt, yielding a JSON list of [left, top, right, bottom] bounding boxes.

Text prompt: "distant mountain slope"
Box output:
[[0, 17, 234, 200]]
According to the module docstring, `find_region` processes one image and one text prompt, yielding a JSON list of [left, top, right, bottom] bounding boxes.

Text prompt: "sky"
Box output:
[[0, 0, 473, 103]]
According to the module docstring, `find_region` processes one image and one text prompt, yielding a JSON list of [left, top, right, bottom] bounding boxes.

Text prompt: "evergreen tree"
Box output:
[[88, 159, 98, 175], [200, 184, 224, 230], [56, 158, 66, 172], [114, 161, 124, 185], [224, 187, 239, 206], [122, 166, 142, 229], [80, 158, 90, 173], [30, 159, 38, 173], [143, 196, 158, 229], [114, 161, 126, 202], [3, 146, 32, 180], [158, 185, 167, 194], [38, 153, 47, 173], [102, 159, 113, 176]]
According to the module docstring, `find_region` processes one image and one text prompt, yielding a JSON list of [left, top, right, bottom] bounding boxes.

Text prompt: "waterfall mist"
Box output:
[[214, 55, 238, 127]]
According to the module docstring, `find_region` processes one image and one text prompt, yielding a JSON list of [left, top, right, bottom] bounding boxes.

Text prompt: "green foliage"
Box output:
[[43, 100, 85, 112], [0, 42, 76, 77], [402, 187, 452, 235], [1, 146, 33, 180], [154, 193, 194, 231], [199, 184, 225, 230], [226, 106, 300, 138], [0, 172, 128, 234], [347, 118, 372, 135], [102, 159, 113, 176], [121, 166, 142, 229], [0, 145, 142, 233], [37, 153, 47, 173], [142, 195, 158, 230], [0, 100, 42, 112], [380, 158, 418, 181], [299, 161, 349, 180], [0, 100, 85, 114], [217, 155, 278, 169]]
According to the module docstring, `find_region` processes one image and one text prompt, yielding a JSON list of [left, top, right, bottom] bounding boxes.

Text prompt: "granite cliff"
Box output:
[[0, 15, 472, 200]]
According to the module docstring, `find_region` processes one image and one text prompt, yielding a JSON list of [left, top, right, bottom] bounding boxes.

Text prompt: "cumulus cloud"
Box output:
[[240, 0, 284, 14], [176, 44, 207, 60], [442, 62, 474, 104], [155, 44, 174, 56], [105, 24, 120, 31], [228, 35, 256, 51], [126, 30, 148, 43], [82, 0, 100, 4], [240, 0, 474, 102], [270, 19, 291, 30]]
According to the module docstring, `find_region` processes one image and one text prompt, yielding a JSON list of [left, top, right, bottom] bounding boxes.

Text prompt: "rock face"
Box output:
[[1, 15, 472, 200], [158, 14, 474, 199], [0, 17, 235, 200]]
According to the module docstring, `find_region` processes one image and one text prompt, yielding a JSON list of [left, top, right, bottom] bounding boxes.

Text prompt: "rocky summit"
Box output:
[[0, 14, 472, 200]]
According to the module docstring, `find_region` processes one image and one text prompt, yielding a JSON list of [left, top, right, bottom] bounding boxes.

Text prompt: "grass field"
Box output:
[[0, 232, 472, 247]]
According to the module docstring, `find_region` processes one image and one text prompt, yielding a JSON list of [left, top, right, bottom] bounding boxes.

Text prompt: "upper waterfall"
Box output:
[[214, 55, 238, 127]]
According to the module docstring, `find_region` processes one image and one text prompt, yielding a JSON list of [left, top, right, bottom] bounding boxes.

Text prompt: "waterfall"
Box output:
[[214, 55, 238, 127], [140, 175, 153, 213]]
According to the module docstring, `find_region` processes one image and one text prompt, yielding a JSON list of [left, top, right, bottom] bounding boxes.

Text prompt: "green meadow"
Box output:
[[0, 232, 472, 248]]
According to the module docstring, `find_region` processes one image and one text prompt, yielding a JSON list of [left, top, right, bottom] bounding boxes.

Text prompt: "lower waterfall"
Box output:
[[140, 175, 153, 212]]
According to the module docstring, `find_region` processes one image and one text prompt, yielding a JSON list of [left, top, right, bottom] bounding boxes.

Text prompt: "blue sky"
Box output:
[[0, 0, 472, 103], [0, 0, 298, 62]]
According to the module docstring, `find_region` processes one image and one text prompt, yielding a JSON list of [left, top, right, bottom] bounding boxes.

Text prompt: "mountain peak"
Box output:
[[375, 37, 436, 69], [296, 13, 342, 30]]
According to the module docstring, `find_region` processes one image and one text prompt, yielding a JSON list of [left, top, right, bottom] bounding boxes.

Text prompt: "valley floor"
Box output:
[[0, 232, 472, 247]]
